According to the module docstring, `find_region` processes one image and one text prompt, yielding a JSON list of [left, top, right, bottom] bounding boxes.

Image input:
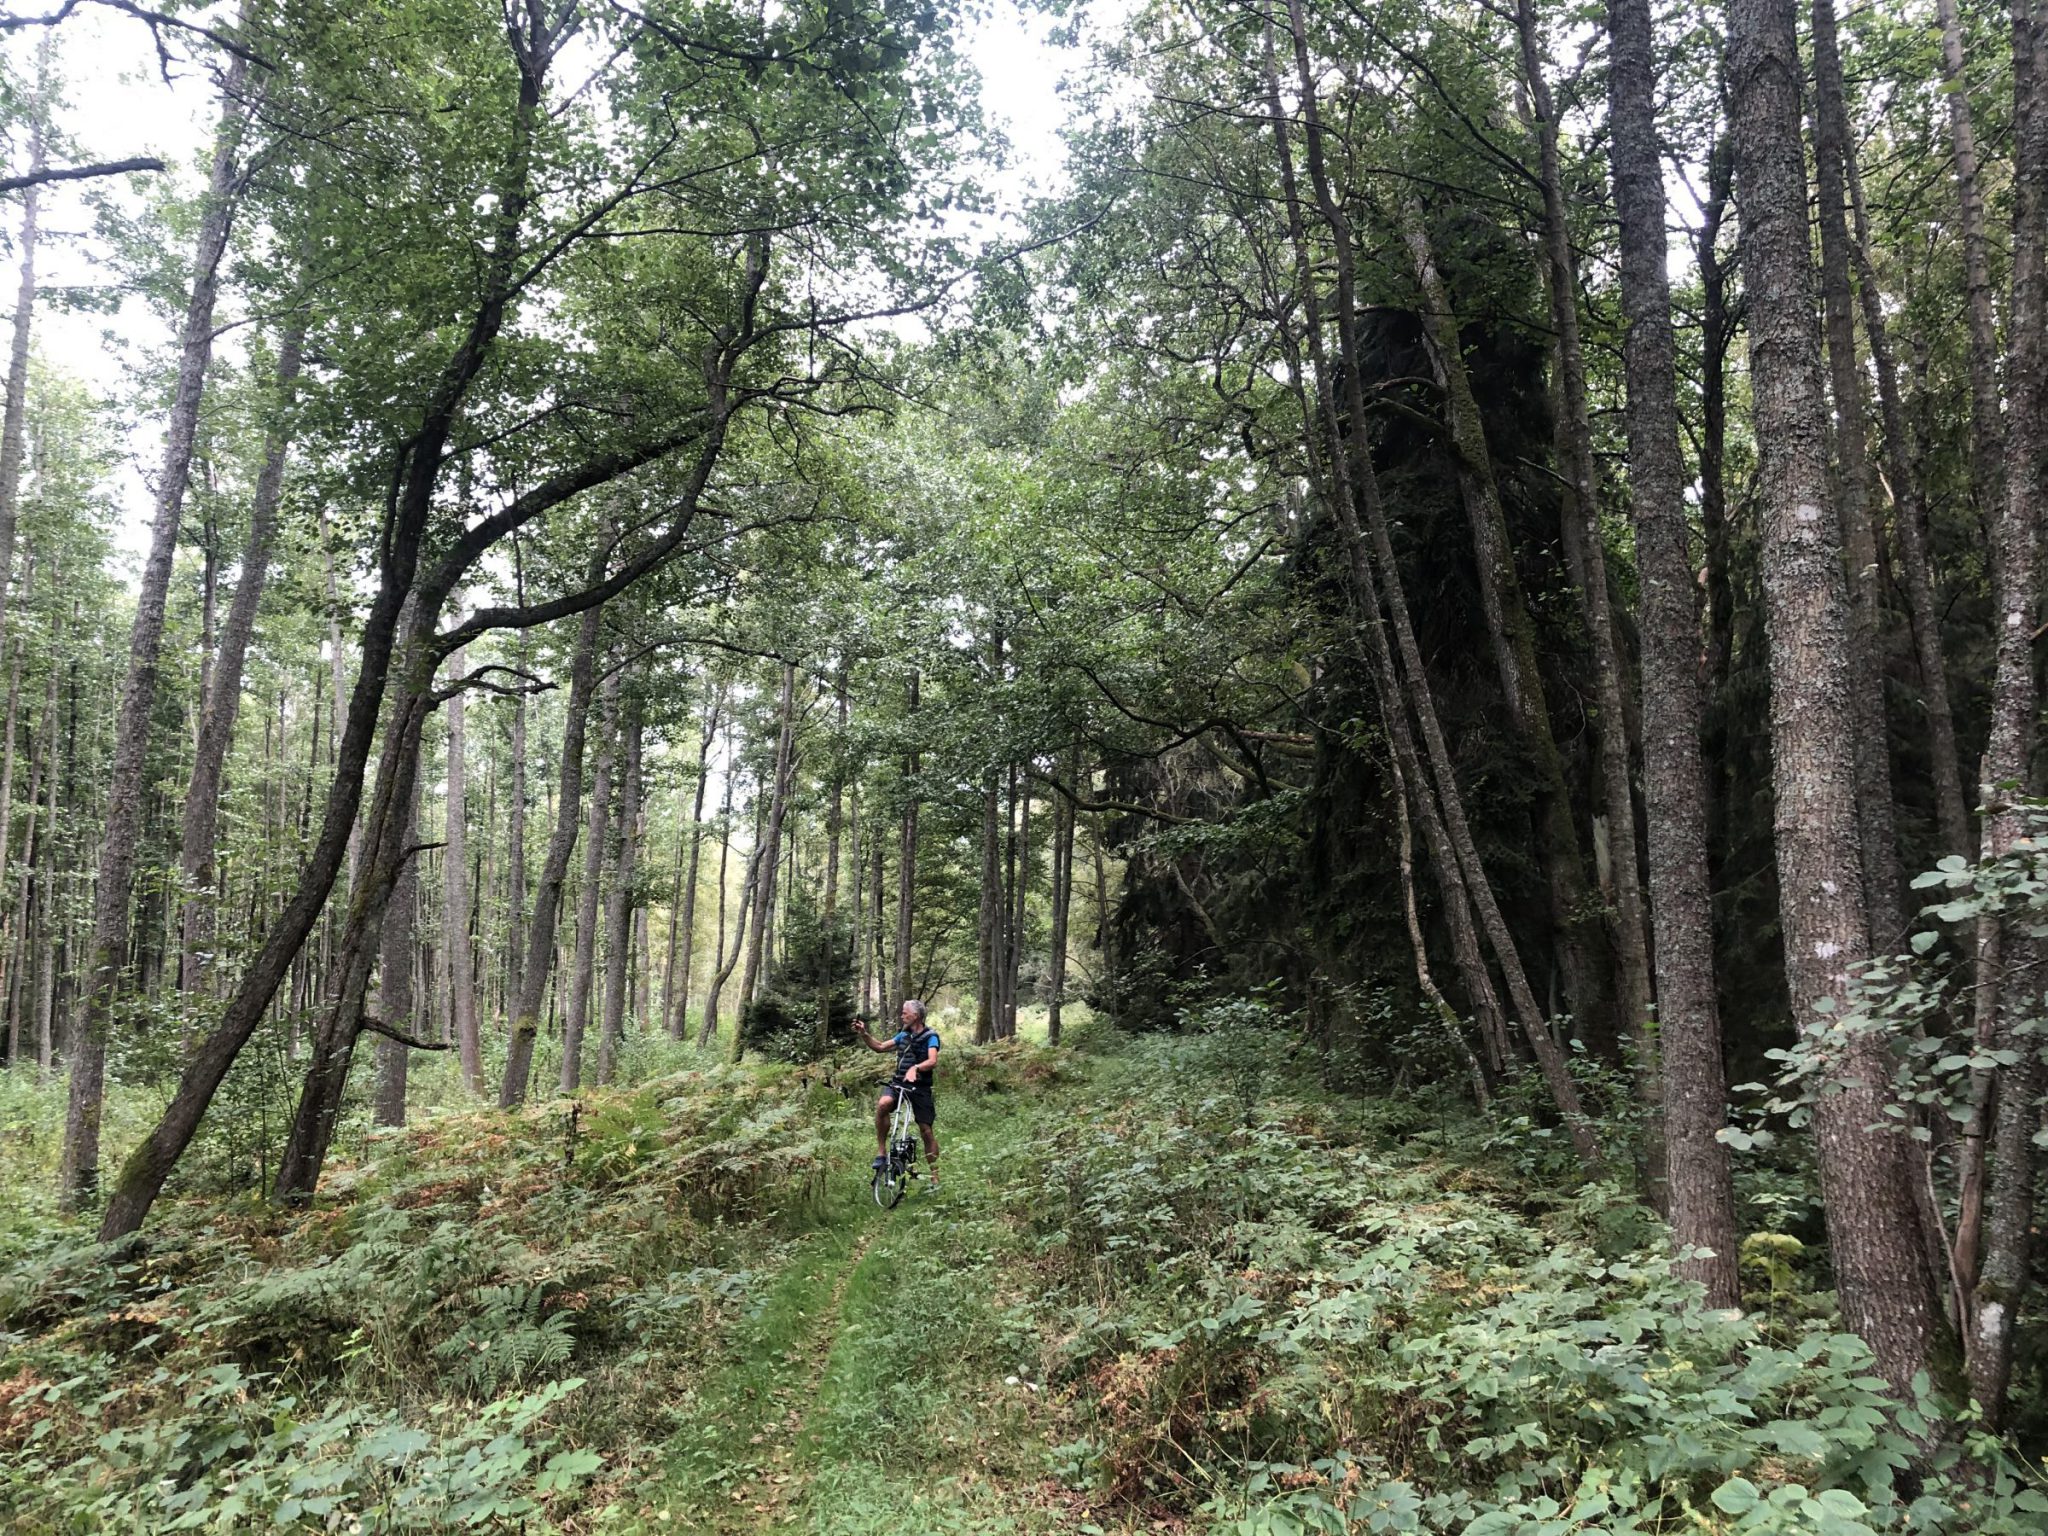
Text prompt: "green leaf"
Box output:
[[1712, 1478, 1761, 1515]]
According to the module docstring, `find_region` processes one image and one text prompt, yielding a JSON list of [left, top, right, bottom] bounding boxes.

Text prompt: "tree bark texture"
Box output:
[[892, 670, 920, 1012], [1607, 0, 1741, 1308], [1729, 0, 1945, 1406], [668, 691, 720, 1038], [1960, 0, 2048, 1419], [1937, 0, 2009, 529], [0, 51, 47, 649], [1810, 0, 1906, 951]]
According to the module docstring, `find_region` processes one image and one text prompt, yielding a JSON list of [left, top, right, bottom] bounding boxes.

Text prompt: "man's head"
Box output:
[[900, 998, 927, 1032]]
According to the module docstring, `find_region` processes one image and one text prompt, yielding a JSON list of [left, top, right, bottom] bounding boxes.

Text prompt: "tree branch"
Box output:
[[0, 157, 165, 194], [358, 1016, 452, 1051]]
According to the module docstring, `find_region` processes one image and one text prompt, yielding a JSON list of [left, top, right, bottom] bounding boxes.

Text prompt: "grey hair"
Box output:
[[902, 998, 927, 1026]]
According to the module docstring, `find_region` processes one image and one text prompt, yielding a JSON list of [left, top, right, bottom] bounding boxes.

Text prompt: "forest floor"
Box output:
[[650, 1057, 1079, 1535], [6, 1014, 2035, 1535]]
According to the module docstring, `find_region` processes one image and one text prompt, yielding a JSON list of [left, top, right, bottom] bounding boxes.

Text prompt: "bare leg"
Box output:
[[874, 1093, 893, 1158], [919, 1122, 938, 1180]]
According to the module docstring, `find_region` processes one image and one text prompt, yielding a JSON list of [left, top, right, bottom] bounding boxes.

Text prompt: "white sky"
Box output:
[[4, 0, 1076, 574]]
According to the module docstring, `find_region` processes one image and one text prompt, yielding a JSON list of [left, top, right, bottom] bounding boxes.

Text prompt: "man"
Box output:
[[854, 999, 940, 1191]]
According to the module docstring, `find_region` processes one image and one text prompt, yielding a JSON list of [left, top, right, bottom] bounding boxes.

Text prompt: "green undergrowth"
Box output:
[[0, 1048, 889, 1531], [5, 1015, 2047, 1534], [997, 1026, 2048, 1535]]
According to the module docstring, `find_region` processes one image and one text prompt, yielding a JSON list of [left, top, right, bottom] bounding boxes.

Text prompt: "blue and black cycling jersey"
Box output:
[[892, 1028, 940, 1083]]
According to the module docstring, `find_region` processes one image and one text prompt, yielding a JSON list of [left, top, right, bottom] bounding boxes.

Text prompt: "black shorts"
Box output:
[[885, 1079, 935, 1126]]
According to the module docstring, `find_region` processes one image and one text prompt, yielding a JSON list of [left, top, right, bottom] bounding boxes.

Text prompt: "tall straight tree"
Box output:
[[1727, 0, 1944, 1408], [372, 771, 422, 1127], [1958, 0, 2048, 1423], [61, 54, 252, 1206], [443, 645, 480, 1090], [179, 315, 304, 997], [732, 662, 796, 1062], [1512, 0, 1655, 1098], [562, 667, 619, 1093], [1605, 0, 1740, 1309], [1808, 0, 1905, 948], [597, 689, 643, 1084], [502, 594, 605, 1107], [1936, 0, 2008, 528], [667, 687, 722, 1038], [0, 41, 50, 648], [892, 669, 920, 1011]]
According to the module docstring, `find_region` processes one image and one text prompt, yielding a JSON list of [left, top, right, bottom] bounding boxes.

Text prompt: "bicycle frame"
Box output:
[[872, 1077, 921, 1207]]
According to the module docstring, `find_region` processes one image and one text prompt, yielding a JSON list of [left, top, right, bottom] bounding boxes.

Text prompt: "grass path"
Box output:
[[654, 1071, 1066, 1535]]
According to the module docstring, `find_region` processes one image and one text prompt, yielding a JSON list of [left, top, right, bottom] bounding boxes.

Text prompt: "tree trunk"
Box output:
[[502, 598, 605, 1106], [1729, 0, 1945, 1408], [670, 689, 721, 1038], [1959, 0, 2048, 1420], [179, 316, 304, 998], [1260, 19, 1512, 1080], [817, 661, 847, 1048], [372, 768, 422, 1127], [1279, 5, 1598, 1165], [732, 663, 797, 1063], [976, 768, 1000, 1045], [1937, 0, 2008, 530], [561, 658, 618, 1094], [1047, 742, 1077, 1045], [0, 47, 48, 649], [443, 646, 481, 1089], [1514, 0, 1654, 1092], [1698, 124, 1738, 703], [597, 690, 642, 1084], [1404, 210, 1621, 1064], [1607, 0, 1741, 1308], [61, 59, 251, 1207], [865, 839, 883, 1016], [1810, 0, 1906, 951], [1842, 161, 1970, 862], [892, 670, 920, 1011], [700, 790, 761, 1047], [506, 665, 528, 1021], [1008, 770, 1030, 1037]]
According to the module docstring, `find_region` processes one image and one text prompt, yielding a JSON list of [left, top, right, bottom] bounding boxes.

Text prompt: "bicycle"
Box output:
[[871, 1076, 921, 1208]]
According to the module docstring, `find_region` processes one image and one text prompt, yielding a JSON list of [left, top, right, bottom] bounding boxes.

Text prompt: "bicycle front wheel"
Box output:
[[872, 1157, 906, 1208]]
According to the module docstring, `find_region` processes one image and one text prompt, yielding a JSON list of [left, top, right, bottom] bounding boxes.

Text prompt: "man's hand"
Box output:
[[904, 1068, 918, 1085]]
